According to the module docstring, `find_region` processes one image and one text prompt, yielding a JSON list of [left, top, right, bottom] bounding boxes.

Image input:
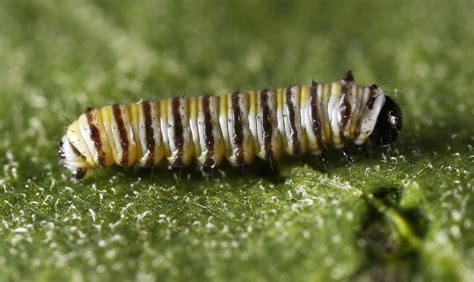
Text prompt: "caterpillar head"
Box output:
[[370, 95, 402, 147]]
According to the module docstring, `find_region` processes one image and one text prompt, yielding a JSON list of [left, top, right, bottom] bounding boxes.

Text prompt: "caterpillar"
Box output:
[[58, 71, 402, 181]]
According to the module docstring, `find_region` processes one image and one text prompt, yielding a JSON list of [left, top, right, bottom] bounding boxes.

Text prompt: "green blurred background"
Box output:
[[0, 0, 473, 281]]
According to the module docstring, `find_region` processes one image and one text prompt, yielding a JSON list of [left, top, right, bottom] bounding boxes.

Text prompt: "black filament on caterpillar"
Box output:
[[58, 71, 402, 181]]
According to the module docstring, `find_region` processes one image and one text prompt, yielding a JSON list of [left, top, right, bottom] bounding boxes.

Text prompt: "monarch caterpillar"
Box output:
[[59, 71, 402, 180]]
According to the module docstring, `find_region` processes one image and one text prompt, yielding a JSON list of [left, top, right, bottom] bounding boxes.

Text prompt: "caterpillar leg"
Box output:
[[200, 165, 212, 177], [72, 168, 88, 181], [357, 144, 370, 157], [342, 148, 355, 163], [319, 153, 329, 170]]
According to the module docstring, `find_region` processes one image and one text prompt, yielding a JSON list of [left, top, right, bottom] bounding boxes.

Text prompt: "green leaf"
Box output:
[[0, 0, 472, 281]]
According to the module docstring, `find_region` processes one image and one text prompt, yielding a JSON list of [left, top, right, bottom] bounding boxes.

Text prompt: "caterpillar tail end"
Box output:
[[58, 136, 90, 181]]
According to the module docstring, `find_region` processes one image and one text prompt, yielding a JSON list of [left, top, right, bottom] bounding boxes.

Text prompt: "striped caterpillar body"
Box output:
[[59, 71, 402, 180]]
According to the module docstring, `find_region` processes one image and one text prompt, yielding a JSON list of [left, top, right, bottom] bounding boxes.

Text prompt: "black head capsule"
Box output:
[[370, 96, 402, 147]]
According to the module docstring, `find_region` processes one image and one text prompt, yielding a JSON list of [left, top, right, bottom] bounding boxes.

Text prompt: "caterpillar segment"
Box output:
[[223, 92, 255, 166], [59, 71, 402, 180], [190, 95, 225, 172]]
